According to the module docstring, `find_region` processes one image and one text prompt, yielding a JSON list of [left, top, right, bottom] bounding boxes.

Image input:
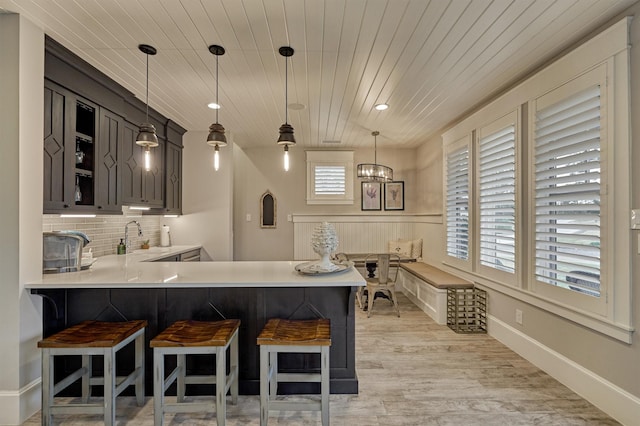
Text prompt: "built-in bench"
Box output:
[[399, 262, 472, 324]]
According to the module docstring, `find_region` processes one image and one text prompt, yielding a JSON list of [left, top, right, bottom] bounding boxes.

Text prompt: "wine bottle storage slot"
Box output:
[[75, 140, 94, 170], [74, 174, 94, 205], [75, 102, 95, 136], [74, 100, 95, 206]]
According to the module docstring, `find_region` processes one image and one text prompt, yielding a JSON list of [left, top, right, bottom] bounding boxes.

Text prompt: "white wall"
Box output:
[[164, 131, 234, 260], [232, 144, 418, 260], [0, 14, 44, 424]]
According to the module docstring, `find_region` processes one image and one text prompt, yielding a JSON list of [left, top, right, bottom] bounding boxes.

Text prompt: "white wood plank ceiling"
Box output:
[[1, 0, 636, 149]]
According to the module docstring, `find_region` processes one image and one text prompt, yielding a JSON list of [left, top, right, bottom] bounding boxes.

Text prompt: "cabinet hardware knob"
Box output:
[[63, 204, 69, 208]]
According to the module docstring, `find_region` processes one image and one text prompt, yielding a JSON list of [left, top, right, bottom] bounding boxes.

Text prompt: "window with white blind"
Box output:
[[441, 23, 632, 340], [533, 84, 602, 299], [445, 137, 470, 261], [478, 115, 516, 275], [306, 151, 354, 205], [314, 165, 346, 195]]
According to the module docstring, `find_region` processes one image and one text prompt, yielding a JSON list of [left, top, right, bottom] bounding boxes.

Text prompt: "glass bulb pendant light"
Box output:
[[206, 44, 227, 171], [214, 145, 220, 171], [283, 145, 290, 171], [144, 146, 151, 170], [136, 44, 159, 172], [277, 46, 295, 171], [357, 131, 393, 182]]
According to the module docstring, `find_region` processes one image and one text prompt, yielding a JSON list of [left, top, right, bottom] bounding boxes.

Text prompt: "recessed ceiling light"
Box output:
[[374, 103, 389, 111], [288, 103, 306, 110], [208, 102, 221, 109]]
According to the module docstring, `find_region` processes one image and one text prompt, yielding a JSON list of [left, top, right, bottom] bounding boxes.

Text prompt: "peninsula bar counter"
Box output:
[[27, 249, 366, 395]]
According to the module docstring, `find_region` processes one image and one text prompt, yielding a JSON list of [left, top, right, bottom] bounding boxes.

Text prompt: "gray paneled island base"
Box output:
[[27, 250, 365, 396]]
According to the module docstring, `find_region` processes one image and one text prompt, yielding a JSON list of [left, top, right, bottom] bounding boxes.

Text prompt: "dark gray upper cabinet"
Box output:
[[43, 36, 185, 215], [122, 120, 165, 208], [144, 138, 165, 208], [95, 108, 123, 213], [44, 80, 108, 214], [121, 120, 145, 205], [43, 82, 74, 211], [164, 141, 183, 214]]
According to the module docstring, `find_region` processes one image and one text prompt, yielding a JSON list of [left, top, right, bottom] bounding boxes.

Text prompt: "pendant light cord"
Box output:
[[145, 53, 149, 122], [215, 52, 219, 124], [374, 133, 377, 164], [284, 54, 289, 124]]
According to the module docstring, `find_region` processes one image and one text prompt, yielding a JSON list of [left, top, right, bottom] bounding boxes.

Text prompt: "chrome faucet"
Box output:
[[124, 220, 143, 253]]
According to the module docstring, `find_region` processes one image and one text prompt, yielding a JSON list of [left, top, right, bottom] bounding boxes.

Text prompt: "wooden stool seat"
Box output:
[[38, 320, 147, 426], [150, 319, 240, 426], [151, 319, 239, 347], [257, 318, 331, 426], [38, 319, 147, 348], [257, 318, 331, 346]]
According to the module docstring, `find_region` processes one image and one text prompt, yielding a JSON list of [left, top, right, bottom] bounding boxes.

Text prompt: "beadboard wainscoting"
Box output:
[[293, 214, 442, 260], [42, 212, 163, 257]]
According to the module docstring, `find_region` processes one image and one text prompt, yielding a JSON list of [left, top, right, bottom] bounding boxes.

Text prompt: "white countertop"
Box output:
[[27, 245, 366, 289]]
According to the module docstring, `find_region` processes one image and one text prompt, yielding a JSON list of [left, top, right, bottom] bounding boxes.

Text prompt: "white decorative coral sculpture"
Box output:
[[309, 222, 339, 272]]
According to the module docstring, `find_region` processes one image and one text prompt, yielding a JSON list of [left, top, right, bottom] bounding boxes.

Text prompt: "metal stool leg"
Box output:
[[321, 346, 330, 426], [176, 353, 186, 403], [269, 350, 278, 398], [153, 349, 164, 426], [230, 332, 239, 405], [41, 349, 53, 426], [81, 354, 91, 403], [103, 349, 116, 426], [216, 346, 227, 426], [135, 332, 145, 406], [260, 345, 269, 426]]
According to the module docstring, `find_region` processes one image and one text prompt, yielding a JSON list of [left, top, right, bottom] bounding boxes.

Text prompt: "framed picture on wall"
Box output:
[[384, 181, 404, 210], [361, 182, 382, 211]]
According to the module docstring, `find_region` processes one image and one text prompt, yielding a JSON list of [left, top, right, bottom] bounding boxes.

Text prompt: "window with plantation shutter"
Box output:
[[306, 151, 354, 205], [446, 140, 470, 261], [533, 85, 601, 298], [479, 123, 516, 274], [314, 165, 345, 195]]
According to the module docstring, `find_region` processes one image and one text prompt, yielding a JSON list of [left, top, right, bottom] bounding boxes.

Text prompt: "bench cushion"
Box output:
[[400, 262, 472, 289]]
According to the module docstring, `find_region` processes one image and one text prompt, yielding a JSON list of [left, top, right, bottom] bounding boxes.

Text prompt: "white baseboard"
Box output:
[[488, 315, 640, 426], [0, 378, 41, 425]]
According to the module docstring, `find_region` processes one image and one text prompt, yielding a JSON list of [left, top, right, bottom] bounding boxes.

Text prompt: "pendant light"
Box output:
[[136, 44, 159, 172], [277, 46, 295, 171], [206, 44, 227, 171], [357, 131, 393, 182]]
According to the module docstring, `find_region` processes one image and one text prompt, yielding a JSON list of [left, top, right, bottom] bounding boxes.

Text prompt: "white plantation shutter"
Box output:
[[306, 151, 354, 205], [446, 144, 470, 260], [314, 165, 346, 195], [534, 85, 601, 297], [479, 125, 515, 273]]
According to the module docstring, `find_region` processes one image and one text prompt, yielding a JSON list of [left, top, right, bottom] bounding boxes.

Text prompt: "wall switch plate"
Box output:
[[287, 214, 292, 222], [246, 214, 251, 222], [515, 309, 523, 325]]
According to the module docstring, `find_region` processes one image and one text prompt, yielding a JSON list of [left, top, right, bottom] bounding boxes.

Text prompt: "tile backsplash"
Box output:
[[43, 210, 164, 257]]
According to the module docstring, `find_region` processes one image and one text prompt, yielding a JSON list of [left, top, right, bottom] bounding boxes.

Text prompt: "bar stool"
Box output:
[[257, 318, 331, 426], [150, 319, 240, 426], [37, 319, 147, 426]]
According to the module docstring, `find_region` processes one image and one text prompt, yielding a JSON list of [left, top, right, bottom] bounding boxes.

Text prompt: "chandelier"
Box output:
[[357, 131, 393, 182]]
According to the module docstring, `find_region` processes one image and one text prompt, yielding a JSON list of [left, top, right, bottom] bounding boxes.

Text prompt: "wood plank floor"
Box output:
[[25, 292, 618, 425]]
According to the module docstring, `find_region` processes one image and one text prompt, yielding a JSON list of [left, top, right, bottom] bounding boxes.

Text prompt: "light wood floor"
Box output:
[[25, 292, 618, 425]]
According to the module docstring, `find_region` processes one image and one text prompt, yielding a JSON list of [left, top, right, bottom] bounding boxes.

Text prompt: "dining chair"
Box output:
[[361, 253, 401, 317]]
